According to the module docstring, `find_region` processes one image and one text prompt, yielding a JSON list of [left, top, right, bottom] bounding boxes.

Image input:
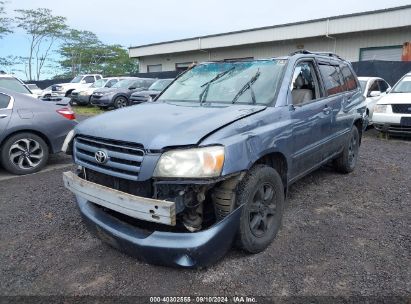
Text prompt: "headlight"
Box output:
[[62, 130, 75, 153], [374, 105, 387, 113], [153, 146, 225, 178], [55, 86, 63, 91]]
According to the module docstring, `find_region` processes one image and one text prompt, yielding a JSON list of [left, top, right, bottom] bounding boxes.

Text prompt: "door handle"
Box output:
[[323, 106, 332, 115], [0, 114, 8, 119]]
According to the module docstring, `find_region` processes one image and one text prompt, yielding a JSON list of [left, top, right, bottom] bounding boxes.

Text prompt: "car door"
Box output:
[[316, 61, 347, 158], [289, 59, 331, 180], [0, 92, 13, 139]]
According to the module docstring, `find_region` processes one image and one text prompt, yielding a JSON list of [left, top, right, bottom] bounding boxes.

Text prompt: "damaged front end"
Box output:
[[63, 165, 244, 268]]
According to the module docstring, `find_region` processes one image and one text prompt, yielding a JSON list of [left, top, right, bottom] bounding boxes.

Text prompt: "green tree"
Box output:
[[14, 8, 67, 80], [0, 1, 12, 39], [58, 30, 138, 76]]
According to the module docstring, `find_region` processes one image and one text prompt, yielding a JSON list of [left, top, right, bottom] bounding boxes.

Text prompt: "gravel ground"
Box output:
[[0, 130, 410, 297]]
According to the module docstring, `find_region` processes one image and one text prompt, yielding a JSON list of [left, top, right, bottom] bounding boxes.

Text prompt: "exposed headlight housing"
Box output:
[[374, 105, 388, 113], [153, 146, 225, 178], [62, 130, 75, 154]]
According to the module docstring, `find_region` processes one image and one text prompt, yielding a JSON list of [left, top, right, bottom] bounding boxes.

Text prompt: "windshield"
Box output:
[[112, 79, 136, 88], [158, 60, 287, 105], [149, 79, 173, 91], [0, 77, 32, 94], [91, 78, 106, 88], [70, 76, 83, 83], [359, 80, 367, 92], [391, 76, 411, 93]]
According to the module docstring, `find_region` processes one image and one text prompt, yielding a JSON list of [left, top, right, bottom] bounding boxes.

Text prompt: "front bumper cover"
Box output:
[[76, 196, 242, 268]]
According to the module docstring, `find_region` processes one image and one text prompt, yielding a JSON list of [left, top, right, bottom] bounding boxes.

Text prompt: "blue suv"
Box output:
[[62, 51, 366, 268]]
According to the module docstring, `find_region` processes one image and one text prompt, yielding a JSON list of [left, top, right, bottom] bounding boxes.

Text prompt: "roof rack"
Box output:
[[290, 50, 343, 60]]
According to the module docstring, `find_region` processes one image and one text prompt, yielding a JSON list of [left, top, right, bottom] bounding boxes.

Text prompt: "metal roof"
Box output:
[[129, 5, 411, 58]]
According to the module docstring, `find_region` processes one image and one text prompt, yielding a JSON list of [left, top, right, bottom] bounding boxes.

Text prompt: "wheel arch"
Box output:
[[254, 151, 289, 189], [65, 89, 75, 97]]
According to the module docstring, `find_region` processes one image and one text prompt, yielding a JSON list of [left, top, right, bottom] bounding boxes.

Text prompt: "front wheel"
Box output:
[[113, 96, 128, 109], [333, 126, 359, 173], [0, 132, 49, 175], [235, 165, 285, 253]]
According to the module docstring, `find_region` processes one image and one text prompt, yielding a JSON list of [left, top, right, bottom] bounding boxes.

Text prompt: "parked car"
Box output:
[[45, 74, 103, 98], [26, 84, 43, 98], [358, 77, 391, 123], [373, 71, 411, 135], [90, 78, 156, 109], [129, 78, 174, 105], [0, 72, 37, 98], [0, 88, 77, 175], [71, 77, 123, 106], [62, 52, 366, 268]]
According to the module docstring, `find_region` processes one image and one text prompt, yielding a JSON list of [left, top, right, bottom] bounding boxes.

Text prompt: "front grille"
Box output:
[[392, 104, 411, 114], [85, 169, 152, 197], [74, 135, 144, 181]]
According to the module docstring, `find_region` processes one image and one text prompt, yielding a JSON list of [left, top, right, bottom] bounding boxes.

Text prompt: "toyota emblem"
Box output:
[[95, 150, 108, 164]]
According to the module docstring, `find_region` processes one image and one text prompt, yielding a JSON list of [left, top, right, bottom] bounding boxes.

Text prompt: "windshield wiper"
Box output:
[[231, 69, 260, 104], [199, 66, 236, 104]]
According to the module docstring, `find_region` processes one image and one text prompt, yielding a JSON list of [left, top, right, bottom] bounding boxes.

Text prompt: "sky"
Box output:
[[1, 0, 410, 79]]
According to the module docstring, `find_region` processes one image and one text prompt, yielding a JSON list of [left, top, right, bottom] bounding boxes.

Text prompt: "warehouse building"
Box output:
[[129, 5, 411, 73]]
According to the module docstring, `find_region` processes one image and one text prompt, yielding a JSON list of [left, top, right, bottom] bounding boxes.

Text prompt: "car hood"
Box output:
[[377, 92, 411, 104], [75, 101, 266, 149]]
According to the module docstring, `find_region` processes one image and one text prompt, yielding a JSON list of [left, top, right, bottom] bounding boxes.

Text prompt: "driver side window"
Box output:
[[291, 61, 321, 106], [0, 93, 11, 109]]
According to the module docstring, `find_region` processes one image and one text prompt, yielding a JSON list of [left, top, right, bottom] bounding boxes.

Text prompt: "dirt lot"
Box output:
[[0, 130, 410, 298]]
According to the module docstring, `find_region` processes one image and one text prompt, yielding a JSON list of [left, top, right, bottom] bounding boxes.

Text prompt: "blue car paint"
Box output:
[[68, 53, 366, 268]]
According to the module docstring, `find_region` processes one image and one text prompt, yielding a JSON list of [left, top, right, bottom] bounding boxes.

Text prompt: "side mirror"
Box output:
[[80, 80, 86, 84], [369, 91, 381, 97], [386, 88, 391, 93]]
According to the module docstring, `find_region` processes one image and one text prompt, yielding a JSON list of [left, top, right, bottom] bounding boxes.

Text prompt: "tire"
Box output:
[[113, 96, 128, 109], [235, 164, 285, 253], [333, 126, 360, 173], [0, 132, 49, 175]]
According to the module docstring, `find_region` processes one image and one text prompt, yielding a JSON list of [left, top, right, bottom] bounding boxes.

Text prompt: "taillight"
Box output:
[[56, 108, 76, 120]]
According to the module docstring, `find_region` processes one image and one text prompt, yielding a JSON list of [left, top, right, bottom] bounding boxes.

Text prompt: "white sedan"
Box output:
[[358, 77, 391, 123], [372, 72, 411, 135]]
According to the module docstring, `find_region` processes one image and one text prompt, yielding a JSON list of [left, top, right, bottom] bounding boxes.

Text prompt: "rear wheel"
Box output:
[[0, 132, 49, 175], [235, 165, 285, 253], [113, 96, 128, 109], [334, 126, 359, 173]]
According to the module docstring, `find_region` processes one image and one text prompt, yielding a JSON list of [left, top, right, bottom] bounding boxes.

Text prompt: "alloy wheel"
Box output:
[[248, 182, 277, 237], [9, 138, 44, 170]]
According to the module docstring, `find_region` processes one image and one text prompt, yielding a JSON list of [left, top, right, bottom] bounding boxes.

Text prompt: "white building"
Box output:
[[129, 5, 411, 73]]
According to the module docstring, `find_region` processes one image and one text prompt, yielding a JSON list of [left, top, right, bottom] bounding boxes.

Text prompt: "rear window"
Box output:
[[0, 93, 11, 109], [318, 64, 345, 96], [341, 64, 358, 91], [0, 77, 31, 94]]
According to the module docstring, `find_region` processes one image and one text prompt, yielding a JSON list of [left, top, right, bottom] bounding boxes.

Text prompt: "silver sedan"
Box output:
[[0, 88, 77, 175]]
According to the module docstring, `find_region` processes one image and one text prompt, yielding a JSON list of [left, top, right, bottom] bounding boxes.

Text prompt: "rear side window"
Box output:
[[318, 64, 345, 96], [341, 64, 358, 91], [83, 76, 95, 83], [0, 93, 11, 109]]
